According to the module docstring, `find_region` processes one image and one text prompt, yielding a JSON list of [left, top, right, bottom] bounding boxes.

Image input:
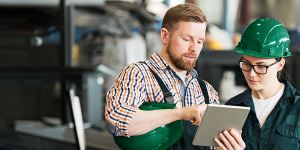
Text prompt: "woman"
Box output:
[[218, 18, 300, 150]]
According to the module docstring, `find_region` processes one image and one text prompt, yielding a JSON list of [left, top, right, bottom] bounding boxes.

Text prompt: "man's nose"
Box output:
[[189, 41, 197, 51]]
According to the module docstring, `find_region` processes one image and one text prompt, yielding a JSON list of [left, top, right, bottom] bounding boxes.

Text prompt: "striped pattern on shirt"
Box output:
[[105, 52, 219, 136]]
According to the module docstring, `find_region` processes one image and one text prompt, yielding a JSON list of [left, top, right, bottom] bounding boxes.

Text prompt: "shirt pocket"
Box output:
[[272, 126, 300, 150]]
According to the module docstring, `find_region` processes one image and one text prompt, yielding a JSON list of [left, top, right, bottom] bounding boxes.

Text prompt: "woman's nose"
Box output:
[[249, 67, 257, 76]]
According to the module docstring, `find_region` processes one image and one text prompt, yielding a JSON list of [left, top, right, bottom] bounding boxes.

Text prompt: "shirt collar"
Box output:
[[229, 89, 254, 108], [149, 52, 169, 70], [278, 80, 299, 108], [229, 80, 299, 109]]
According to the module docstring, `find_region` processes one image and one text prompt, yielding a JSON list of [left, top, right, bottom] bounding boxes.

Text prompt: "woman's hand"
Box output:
[[214, 129, 245, 150]]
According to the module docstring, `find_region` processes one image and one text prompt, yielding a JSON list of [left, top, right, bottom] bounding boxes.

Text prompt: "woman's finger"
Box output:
[[219, 132, 234, 150], [214, 137, 227, 150], [229, 129, 246, 149], [223, 130, 239, 149]]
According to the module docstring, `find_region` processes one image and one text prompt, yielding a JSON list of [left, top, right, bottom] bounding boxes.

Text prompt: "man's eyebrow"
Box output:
[[184, 35, 206, 42]]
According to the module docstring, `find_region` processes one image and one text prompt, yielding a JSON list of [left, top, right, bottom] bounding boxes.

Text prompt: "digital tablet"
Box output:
[[192, 104, 250, 146]]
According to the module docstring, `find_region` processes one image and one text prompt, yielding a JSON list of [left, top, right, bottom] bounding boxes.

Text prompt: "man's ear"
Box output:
[[161, 28, 170, 45]]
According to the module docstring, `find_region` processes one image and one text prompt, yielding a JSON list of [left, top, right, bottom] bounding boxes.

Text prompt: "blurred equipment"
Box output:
[[288, 28, 300, 51], [0, 7, 61, 67], [75, 2, 157, 91], [69, 89, 86, 150], [83, 73, 104, 129], [206, 24, 234, 50], [219, 71, 246, 102]]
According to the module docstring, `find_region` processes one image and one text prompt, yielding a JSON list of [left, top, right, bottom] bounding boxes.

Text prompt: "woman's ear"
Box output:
[[278, 58, 285, 71], [160, 28, 169, 45]]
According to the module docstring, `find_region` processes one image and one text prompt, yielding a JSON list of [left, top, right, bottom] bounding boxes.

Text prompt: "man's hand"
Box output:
[[179, 104, 207, 125], [214, 129, 245, 150]]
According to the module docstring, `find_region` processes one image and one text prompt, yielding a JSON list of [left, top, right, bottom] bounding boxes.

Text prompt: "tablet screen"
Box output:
[[192, 104, 250, 146]]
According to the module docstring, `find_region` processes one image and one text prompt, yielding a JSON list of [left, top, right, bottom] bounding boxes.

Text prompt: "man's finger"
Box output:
[[192, 114, 201, 125]]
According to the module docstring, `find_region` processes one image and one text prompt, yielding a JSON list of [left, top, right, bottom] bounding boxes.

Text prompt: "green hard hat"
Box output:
[[113, 102, 182, 150], [235, 18, 292, 58]]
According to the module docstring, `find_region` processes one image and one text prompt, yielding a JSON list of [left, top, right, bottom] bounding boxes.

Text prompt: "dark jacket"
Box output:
[[226, 80, 300, 150]]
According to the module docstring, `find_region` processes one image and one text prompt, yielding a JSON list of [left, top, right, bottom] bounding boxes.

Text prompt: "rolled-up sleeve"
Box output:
[[105, 64, 145, 136], [204, 80, 220, 104]]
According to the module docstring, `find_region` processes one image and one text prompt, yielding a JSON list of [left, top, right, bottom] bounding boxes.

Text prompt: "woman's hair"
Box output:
[[162, 3, 207, 31], [276, 58, 290, 82]]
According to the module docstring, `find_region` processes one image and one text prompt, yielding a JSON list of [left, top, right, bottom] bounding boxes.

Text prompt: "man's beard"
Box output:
[[167, 46, 198, 71]]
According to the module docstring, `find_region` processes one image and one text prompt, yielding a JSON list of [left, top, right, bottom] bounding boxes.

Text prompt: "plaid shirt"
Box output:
[[105, 52, 219, 136]]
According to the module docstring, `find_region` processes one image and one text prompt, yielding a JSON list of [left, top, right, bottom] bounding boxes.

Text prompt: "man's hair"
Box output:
[[162, 3, 207, 31]]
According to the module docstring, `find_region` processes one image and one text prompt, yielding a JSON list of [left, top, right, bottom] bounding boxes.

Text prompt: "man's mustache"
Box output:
[[183, 53, 197, 58]]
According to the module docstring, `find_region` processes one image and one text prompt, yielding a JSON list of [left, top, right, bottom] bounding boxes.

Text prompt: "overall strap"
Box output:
[[140, 62, 173, 103], [172, 80, 211, 150], [198, 79, 210, 104]]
